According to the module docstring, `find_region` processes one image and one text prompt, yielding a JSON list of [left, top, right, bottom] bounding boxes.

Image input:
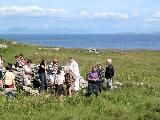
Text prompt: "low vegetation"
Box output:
[[0, 40, 160, 120]]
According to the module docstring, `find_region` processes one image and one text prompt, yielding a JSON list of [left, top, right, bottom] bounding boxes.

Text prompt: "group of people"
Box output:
[[38, 57, 81, 97], [0, 54, 115, 98]]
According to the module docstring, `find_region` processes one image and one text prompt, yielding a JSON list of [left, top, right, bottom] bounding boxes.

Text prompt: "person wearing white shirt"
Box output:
[[23, 60, 32, 86], [66, 57, 80, 92], [55, 70, 65, 97]]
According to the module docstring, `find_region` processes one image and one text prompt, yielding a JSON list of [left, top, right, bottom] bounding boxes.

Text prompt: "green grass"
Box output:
[[0, 40, 160, 120]]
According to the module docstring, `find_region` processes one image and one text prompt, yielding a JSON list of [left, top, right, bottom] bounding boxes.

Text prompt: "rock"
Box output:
[[12, 41, 17, 45], [0, 44, 7, 48], [53, 48, 60, 51], [114, 81, 123, 86], [86, 48, 100, 54]]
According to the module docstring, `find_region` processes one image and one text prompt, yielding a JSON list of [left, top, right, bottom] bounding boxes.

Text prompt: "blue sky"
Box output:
[[1, 0, 160, 33]]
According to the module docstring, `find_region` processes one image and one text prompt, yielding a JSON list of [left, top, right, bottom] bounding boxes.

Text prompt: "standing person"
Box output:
[[38, 59, 48, 93], [65, 69, 75, 97], [48, 59, 58, 85], [66, 57, 80, 93], [0, 55, 3, 69], [0, 55, 3, 89], [0, 70, 3, 89], [23, 60, 32, 86], [105, 59, 114, 90], [55, 70, 65, 99], [86, 66, 99, 96], [96, 62, 105, 93]]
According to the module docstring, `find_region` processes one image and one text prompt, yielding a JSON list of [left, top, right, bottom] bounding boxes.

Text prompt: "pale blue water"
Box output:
[[0, 34, 160, 50]]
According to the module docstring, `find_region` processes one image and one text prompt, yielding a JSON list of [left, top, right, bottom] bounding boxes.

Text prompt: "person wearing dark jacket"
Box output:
[[96, 62, 105, 93], [38, 59, 48, 93], [105, 59, 114, 90]]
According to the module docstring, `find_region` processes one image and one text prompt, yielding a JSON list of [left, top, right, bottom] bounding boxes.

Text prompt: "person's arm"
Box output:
[[87, 73, 94, 81], [41, 64, 45, 69], [105, 67, 108, 79], [93, 73, 99, 81], [2, 60, 3, 68], [108, 65, 114, 78]]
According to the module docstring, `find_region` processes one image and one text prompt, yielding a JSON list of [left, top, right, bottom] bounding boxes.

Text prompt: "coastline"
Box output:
[[0, 34, 160, 50]]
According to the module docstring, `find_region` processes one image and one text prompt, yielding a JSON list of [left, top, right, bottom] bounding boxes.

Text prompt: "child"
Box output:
[[55, 70, 65, 98], [105, 59, 114, 90], [65, 69, 75, 97]]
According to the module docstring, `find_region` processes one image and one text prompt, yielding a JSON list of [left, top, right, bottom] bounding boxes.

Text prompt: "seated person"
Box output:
[[4, 65, 15, 92]]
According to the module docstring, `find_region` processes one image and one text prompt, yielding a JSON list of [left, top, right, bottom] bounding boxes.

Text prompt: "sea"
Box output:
[[0, 34, 160, 50]]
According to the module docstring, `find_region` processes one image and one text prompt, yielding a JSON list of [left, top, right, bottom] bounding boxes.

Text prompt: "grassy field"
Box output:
[[0, 39, 160, 120]]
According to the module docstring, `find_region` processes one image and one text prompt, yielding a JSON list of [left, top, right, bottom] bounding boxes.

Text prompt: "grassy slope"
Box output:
[[0, 40, 160, 120]]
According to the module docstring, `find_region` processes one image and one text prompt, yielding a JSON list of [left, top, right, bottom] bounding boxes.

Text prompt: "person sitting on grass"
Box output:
[[65, 68, 75, 97], [4, 65, 16, 99], [86, 66, 99, 97], [55, 70, 65, 99], [96, 62, 105, 93], [105, 59, 115, 90]]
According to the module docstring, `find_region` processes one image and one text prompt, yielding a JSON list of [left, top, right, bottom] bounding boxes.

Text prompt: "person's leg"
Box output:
[[0, 80, 3, 89], [86, 82, 93, 97], [40, 74, 44, 92], [68, 84, 72, 97], [94, 84, 99, 96], [98, 81, 102, 93], [74, 76, 79, 92], [107, 78, 113, 90], [44, 74, 48, 92]]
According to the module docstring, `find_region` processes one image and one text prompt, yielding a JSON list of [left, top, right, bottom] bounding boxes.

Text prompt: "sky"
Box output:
[[0, 0, 160, 33]]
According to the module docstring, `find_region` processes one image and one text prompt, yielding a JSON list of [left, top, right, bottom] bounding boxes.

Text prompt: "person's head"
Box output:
[[69, 57, 74, 63], [106, 59, 112, 65], [41, 59, 46, 65], [92, 66, 97, 72], [96, 62, 102, 68], [57, 70, 61, 74], [53, 58, 58, 64], [66, 68, 72, 74], [6, 64, 13, 72], [27, 60, 32, 66]]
